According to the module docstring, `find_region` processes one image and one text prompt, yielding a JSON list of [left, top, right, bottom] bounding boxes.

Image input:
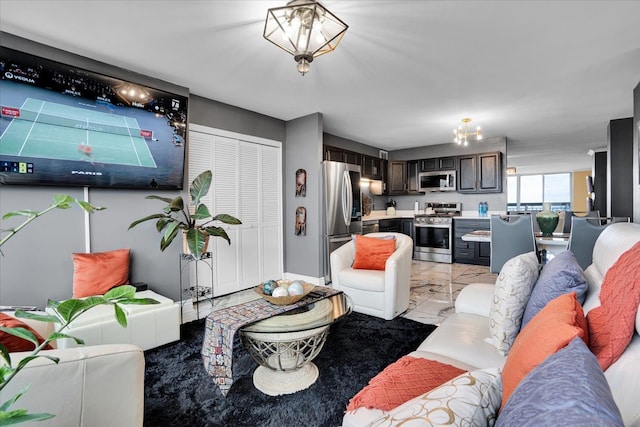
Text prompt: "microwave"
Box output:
[[418, 170, 457, 192]]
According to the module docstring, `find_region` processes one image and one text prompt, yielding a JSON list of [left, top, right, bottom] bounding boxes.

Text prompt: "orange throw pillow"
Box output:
[[0, 312, 52, 352], [346, 356, 465, 412], [587, 241, 640, 371], [72, 248, 130, 298], [352, 235, 396, 270], [500, 292, 588, 409]]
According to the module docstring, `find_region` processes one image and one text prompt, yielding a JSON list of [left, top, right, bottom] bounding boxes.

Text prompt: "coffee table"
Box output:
[[239, 293, 352, 396]]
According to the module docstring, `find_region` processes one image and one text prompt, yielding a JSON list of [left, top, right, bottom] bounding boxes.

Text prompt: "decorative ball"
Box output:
[[262, 280, 277, 296], [271, 286, 289, 298], [288, 281, 304, 296]]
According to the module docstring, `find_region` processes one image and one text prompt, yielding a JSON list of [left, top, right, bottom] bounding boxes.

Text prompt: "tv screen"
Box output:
[[0, 46, 188, 189]]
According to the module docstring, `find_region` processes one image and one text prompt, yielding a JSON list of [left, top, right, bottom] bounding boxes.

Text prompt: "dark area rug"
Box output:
[[144, 312, 436, 427]]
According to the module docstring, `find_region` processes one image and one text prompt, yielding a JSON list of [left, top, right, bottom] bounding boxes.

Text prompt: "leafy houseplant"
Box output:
[[0, 194, 159, 425], [129, 170, 242, 259]]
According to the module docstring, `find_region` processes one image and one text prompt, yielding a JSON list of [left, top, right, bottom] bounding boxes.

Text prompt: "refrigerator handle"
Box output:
[[342, 170, 353, 227]]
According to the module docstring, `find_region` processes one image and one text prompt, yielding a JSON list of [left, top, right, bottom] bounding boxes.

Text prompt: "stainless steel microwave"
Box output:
[[418, 170, 457, 192]]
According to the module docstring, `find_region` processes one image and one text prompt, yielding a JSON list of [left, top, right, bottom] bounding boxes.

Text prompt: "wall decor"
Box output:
[[295, 206, 307, 236], [295, 168, 306, 197]]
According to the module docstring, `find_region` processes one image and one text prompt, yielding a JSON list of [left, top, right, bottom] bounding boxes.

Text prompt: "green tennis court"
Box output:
[[0, 98, 156, 167]]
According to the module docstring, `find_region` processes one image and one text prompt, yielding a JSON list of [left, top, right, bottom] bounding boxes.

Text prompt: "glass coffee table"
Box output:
[[239, 292, 352, 396]]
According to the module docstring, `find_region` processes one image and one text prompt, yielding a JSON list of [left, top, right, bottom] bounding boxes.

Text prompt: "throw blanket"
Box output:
[[201, 286, 342, 396]]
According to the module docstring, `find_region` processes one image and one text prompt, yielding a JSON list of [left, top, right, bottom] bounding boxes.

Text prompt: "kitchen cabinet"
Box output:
[[323, 145, 361, 165], [407, 160, 420, 193], [420, 156, 456, 172], [401, 218, 415, 243], [379, 218, 401, 233], [458, 152, 502, 193], [454, 218, 490, 266], [362, 155, 383, 180], [388, 161, 407, 195]]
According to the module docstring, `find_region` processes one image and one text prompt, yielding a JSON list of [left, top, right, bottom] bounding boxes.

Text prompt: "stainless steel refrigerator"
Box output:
[[323, 160, 363, 282]]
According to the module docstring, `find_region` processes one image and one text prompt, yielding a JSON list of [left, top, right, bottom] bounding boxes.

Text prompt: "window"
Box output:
[[507, 173, 571, 212]]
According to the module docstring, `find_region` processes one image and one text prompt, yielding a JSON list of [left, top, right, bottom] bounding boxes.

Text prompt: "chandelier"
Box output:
[[453, 118, 482, 146], [264, 0, 348, 76]]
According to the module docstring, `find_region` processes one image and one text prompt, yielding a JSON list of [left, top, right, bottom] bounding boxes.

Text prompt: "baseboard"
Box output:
[[282, 272, 327, 286]]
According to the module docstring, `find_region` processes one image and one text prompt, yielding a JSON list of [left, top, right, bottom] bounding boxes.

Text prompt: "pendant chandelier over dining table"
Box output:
[[263, 0, 348, 76], [454, 118, 483, 146]]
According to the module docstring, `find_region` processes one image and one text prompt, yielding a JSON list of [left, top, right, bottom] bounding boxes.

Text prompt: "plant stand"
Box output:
[[179, 252, 214, 323]]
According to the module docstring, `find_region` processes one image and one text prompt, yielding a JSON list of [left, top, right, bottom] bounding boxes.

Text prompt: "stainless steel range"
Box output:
[[414, 202, 461, 263]]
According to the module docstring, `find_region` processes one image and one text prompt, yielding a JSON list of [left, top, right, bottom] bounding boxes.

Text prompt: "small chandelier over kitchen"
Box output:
[[263, 0, 348, 76], [453, 118, 483, 146]]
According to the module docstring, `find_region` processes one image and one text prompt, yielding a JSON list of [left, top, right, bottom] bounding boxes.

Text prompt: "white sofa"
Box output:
[[330, 232, 413, 320], [0, 313, 144, 427], [344, 222, 640, 427], [48, 290, 180, 351]]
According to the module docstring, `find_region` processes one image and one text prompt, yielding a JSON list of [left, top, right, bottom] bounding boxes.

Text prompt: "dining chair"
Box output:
[[562, 210, 600, 233], [567, 216, 615, 270], [490, 214, 537, 274]]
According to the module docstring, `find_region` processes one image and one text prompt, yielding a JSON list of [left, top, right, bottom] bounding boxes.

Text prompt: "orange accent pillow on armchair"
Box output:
[[0, 312, 52, 352], [352, 235, 396, 270], [72, 248, 130, 298]]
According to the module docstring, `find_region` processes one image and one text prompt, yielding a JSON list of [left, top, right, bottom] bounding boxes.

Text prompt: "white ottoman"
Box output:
[[49, 290, 180, 351]]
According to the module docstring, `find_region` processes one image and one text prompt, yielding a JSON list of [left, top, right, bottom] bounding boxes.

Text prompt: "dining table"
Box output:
[[462, 230, 570, 257]]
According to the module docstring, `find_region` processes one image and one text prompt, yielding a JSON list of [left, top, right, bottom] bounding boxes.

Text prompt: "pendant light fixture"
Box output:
[[264, 0, 348, 76], [453, 118, 482, 146]]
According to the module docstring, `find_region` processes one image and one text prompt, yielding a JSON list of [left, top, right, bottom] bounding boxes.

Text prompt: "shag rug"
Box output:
[[144, 312, 436, 427]]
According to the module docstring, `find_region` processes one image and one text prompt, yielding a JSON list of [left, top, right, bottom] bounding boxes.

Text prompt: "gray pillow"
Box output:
[[521, 250, 587, 329], [497, 337, 624, 427]]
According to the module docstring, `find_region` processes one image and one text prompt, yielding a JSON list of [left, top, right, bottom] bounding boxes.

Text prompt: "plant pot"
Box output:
[[536, 203, 559, 236], [182, 231, 209, 257]]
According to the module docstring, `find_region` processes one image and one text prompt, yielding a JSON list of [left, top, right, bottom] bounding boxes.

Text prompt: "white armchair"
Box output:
[[0, 312, 145, 427], [330, 232, 413, 320]]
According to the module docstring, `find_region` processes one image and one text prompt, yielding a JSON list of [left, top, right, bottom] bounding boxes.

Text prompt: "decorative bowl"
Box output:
[[254, 280, 315, 305]]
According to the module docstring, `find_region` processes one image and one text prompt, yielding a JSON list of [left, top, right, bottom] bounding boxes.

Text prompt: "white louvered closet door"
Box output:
[[188, 127, 282, 297]]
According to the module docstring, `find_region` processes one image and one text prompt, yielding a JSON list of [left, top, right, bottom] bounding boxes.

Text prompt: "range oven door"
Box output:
[[414, 224, 452, 256]]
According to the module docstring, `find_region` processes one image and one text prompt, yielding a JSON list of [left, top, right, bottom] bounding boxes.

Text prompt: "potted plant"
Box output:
[[0, 194, 159, 424], [128, 170, 241, 259]]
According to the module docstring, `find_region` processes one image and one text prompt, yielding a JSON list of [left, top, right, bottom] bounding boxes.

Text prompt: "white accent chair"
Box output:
[[330, 232, 413, 320], [0, 312, 144, 427]]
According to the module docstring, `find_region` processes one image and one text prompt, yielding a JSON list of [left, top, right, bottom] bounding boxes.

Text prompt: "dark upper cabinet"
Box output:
[[362, 155, 383, 180], [421, 156, 457, 172], [458, 152, 502, 193], [323, 145, 361, 165], [407, 160, 420, 193], [388, 161, 407, 195]]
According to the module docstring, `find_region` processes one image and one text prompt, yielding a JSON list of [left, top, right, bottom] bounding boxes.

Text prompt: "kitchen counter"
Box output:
[[362, 210, 416, 221]]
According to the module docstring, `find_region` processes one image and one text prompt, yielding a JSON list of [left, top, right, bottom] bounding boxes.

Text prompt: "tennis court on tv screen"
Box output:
[[0, 98, 157, 167]]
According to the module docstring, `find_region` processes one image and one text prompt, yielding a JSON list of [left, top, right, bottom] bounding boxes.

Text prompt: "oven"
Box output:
[[413, 202, 461, 263]]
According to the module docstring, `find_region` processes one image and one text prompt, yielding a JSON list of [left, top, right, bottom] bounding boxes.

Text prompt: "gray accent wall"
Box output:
[[284, 113, 324, 278], [0, 33, 285, 307]]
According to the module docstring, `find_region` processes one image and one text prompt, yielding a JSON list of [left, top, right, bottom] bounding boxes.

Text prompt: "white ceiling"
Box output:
[[2, 0, 640, 174]]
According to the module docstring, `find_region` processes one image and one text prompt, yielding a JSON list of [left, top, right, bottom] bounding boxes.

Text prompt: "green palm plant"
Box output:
[[128, 170, 241, 259]]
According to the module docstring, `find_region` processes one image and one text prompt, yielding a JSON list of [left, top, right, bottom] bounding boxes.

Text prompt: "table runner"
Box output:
[[201, 286, 342, 396]]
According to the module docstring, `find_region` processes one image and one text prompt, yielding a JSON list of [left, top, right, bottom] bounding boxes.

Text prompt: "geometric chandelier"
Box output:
[[264, 0, 348, 76], [453, 117, 482, 146]]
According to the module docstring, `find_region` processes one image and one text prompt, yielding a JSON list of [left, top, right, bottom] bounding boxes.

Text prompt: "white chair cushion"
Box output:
[[338, 268, 386, 292]]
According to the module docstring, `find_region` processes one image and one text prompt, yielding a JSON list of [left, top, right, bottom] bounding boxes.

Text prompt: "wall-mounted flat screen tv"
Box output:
[[0, 46, 188, 189]]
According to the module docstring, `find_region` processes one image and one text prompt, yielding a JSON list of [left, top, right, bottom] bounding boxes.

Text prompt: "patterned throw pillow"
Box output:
[[489, 251, 540, 355], [367, 368, 502, 427], [346, 356, 465, 412], [497, 338, 624, 426], [587, 241, 640, 370], [521, 250, 587, 329]]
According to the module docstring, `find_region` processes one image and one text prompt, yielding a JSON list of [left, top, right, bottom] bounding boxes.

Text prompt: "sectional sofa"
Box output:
[[344, 222, 640, 426]]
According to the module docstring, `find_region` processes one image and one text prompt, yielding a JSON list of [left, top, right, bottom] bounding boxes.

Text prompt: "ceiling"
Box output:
[[2, 0, 640, 174]]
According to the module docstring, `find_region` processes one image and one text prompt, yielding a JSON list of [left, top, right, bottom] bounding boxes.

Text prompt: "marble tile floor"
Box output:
[[402, 261, 497, 325], [206, 261, 497, 326]]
